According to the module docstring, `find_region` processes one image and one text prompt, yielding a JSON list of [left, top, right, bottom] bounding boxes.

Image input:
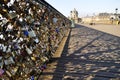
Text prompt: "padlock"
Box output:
[[0, 57, 4, 68], [28, 29, 36, 37], [4, 56, 15, 65], [6, 70, 12, 77], [9, 66, 19, 76], [7, 12, 17, 20], [0, 74, 9, 80]]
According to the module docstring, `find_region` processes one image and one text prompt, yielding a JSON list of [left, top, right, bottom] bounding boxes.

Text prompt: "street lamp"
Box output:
[[115, 8, 118, 20], [115, 8, 118, 14]]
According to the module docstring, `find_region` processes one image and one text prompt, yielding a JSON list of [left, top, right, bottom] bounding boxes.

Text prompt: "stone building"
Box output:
[[70, 8, 79, 23], [82, 13, 120, 24]]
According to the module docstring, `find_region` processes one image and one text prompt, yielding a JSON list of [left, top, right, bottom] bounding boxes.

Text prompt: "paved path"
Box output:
[[80, 24, 120, 37], [40, 24, 120, 80]]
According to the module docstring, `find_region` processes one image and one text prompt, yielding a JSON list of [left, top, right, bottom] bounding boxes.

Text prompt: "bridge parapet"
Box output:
[[0, 0, 71, 79]]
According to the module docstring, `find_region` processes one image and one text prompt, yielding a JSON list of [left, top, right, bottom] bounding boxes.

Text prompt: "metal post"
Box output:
[[115, 8, 118, 20], [115, 8, 118, 24]]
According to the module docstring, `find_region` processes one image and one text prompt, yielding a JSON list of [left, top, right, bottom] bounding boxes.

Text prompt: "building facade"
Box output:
[[82, 13, 120, 24], [70, 8, 79, 23]]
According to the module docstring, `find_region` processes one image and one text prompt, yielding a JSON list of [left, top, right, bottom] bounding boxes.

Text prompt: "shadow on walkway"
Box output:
[[40, 24, 120, 80]]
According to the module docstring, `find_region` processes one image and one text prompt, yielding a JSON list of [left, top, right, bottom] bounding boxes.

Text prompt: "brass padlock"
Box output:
[[6, 70, 12, 77], [7, 12, 17, 20]]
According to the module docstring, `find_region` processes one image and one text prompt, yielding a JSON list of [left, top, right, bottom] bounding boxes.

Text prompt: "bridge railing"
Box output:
[[0, 0, 71, 79]]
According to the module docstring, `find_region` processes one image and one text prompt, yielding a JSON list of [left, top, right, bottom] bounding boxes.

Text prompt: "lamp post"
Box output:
[[115, 8, 118, 20], [115, 8, 118, 14]]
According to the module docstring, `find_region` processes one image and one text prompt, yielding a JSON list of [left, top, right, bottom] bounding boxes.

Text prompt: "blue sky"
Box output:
[[45, 0, 120, 17]]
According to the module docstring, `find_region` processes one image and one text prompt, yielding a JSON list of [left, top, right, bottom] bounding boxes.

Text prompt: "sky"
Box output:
[[45, 0, 120, 17]]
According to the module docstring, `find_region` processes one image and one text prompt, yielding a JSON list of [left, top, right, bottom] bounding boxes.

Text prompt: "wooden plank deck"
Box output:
[[39, 24, 120, 80]]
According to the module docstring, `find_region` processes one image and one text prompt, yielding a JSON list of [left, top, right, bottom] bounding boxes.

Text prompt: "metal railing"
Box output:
[[0, 0, 71, 79]]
